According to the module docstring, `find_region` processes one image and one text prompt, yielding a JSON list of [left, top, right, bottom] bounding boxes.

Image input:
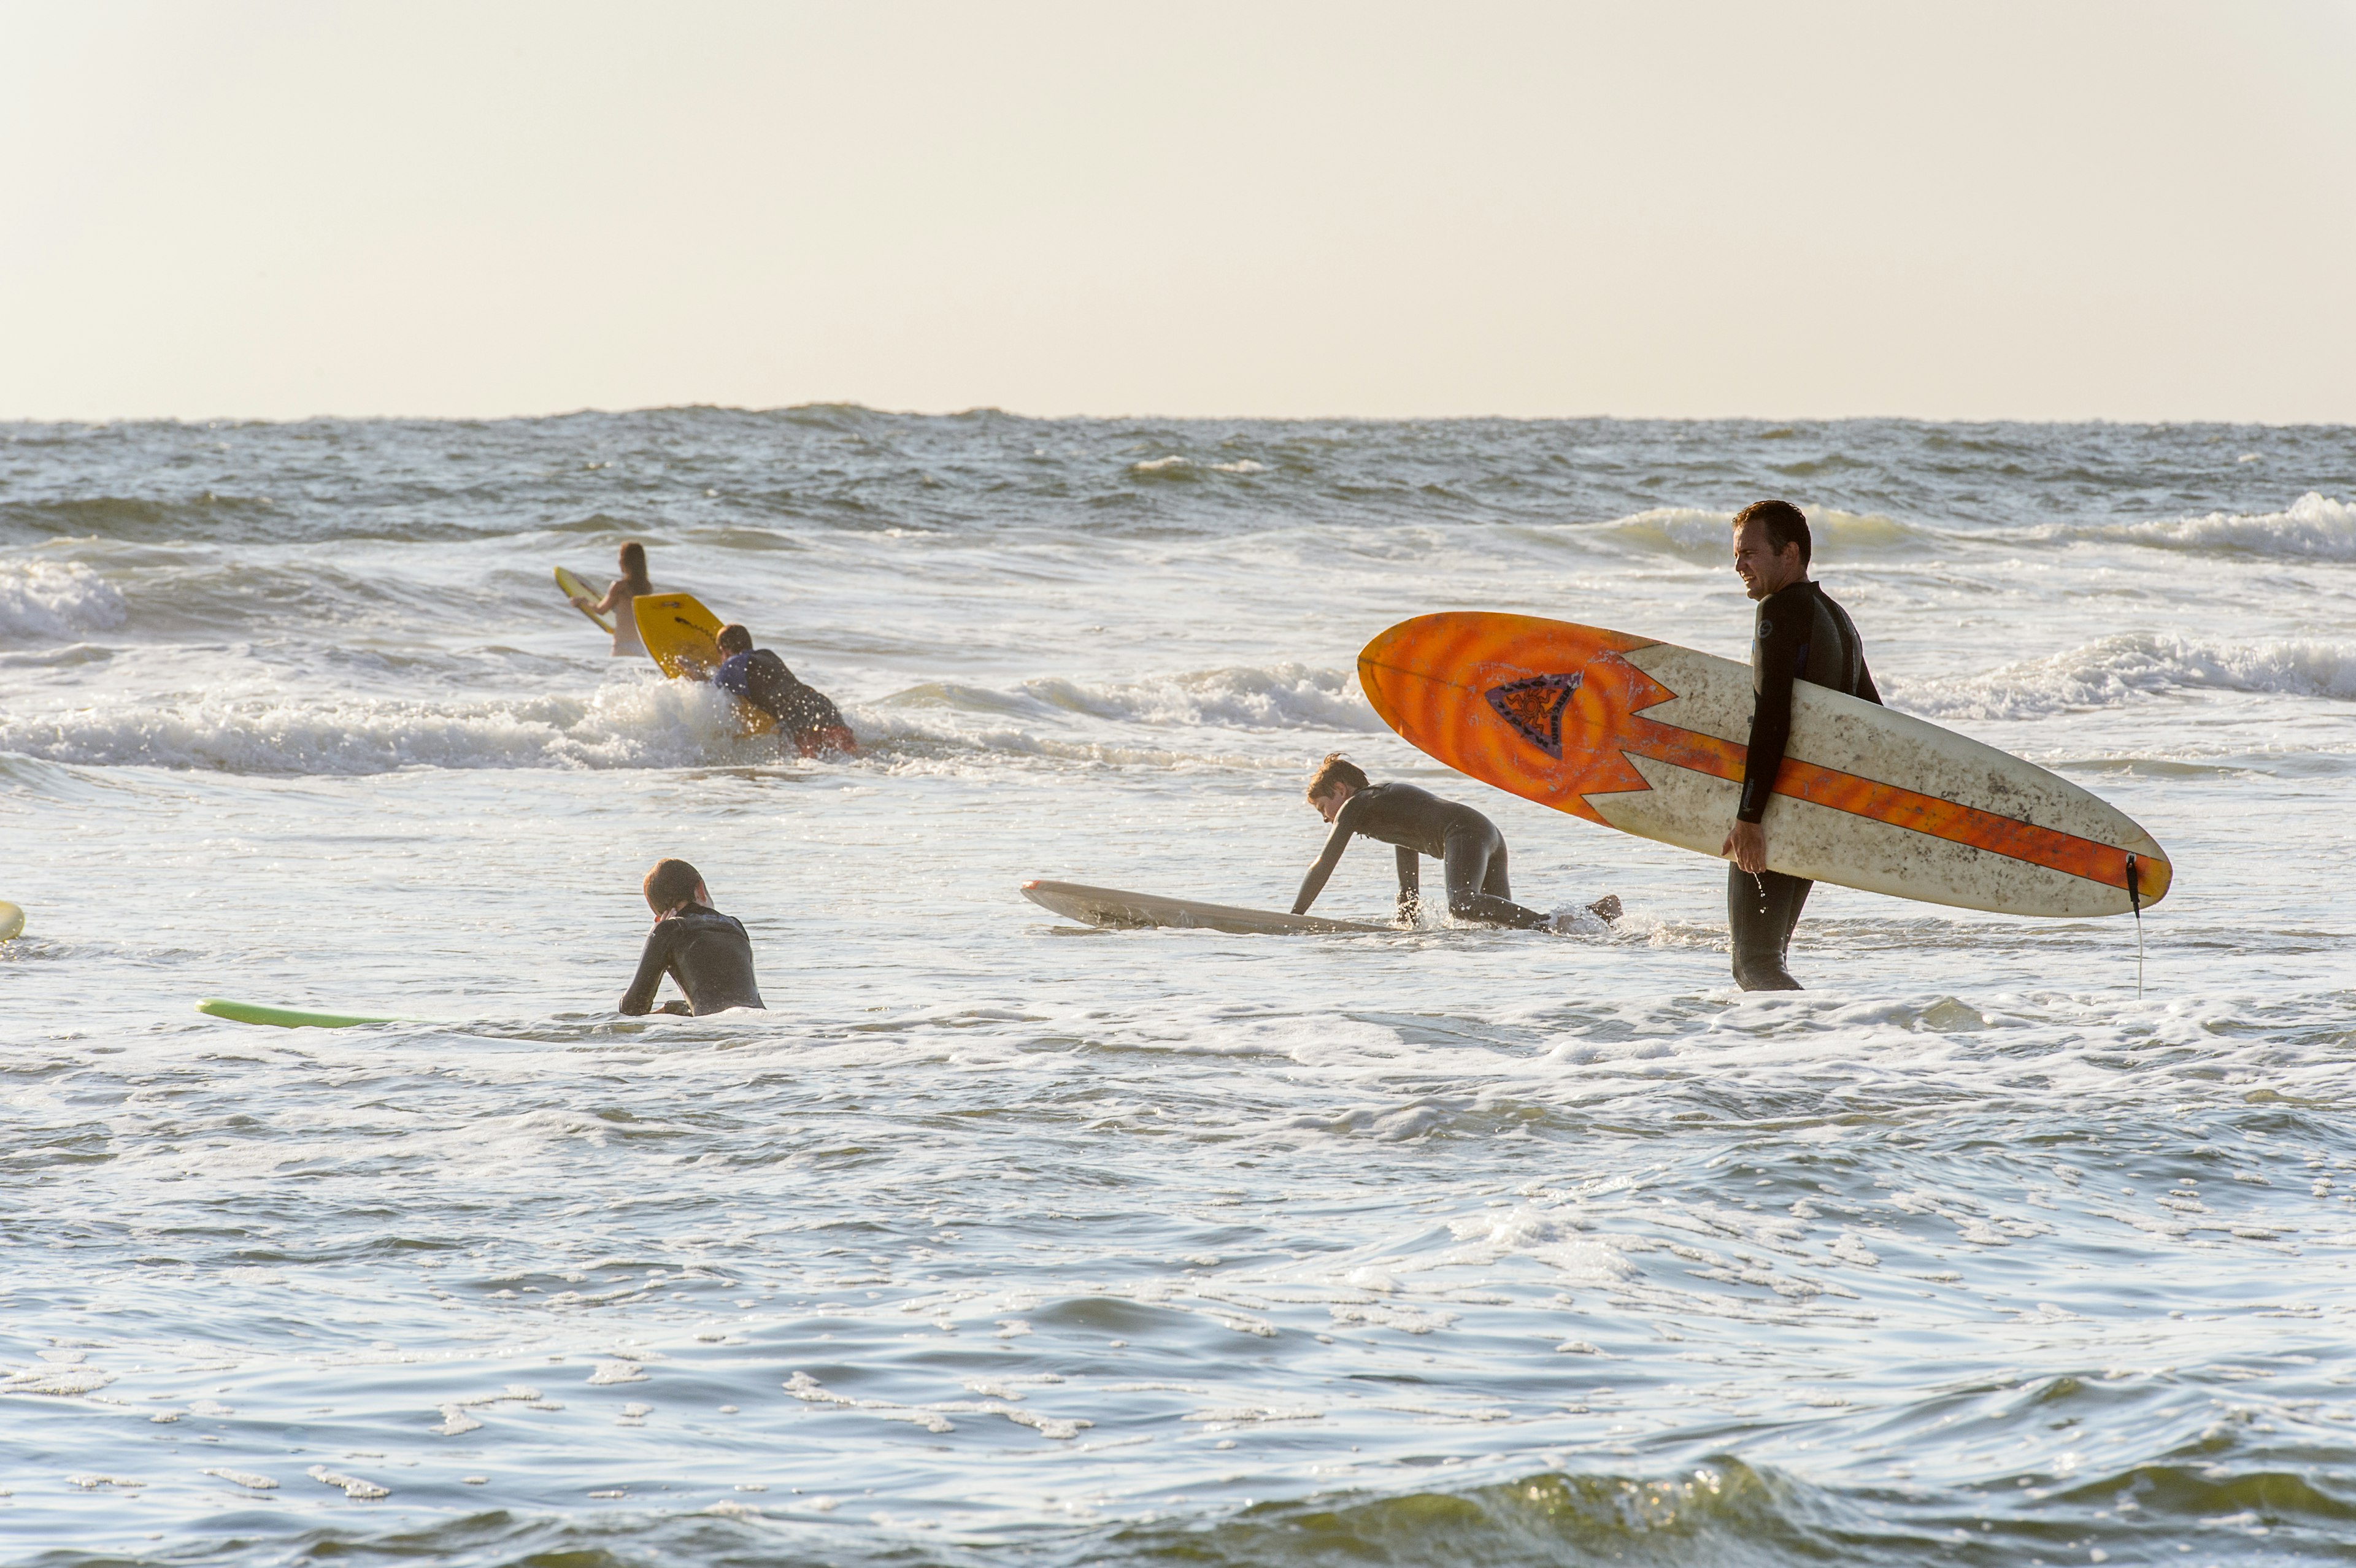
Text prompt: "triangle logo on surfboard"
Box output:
[[1484, 673, 1582, 759]]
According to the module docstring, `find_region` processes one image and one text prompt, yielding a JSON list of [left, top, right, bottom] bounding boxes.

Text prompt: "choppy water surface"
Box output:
[[3, 411, 2353, 1566]]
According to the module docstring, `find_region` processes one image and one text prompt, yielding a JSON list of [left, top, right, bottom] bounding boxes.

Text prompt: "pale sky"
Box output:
[[3, 1, 2351, 423]]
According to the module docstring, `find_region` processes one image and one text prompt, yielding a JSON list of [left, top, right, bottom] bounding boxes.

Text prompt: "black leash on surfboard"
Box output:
[[2125, 853, 2143, 999]]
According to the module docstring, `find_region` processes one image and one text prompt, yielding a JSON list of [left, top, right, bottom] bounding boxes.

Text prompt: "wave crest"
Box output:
[[2069, 491, 2356, 560], [1892, 632, 2356, 720], [0, 559, 127, 640]]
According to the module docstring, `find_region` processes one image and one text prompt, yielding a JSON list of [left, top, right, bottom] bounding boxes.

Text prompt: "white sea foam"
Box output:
[[2060, 491, 2356, 560], [1890, 632, 2356, 720], [0, 559, 127, 640], [878, 664, 1376, 734], [0, 677, 765, 774]]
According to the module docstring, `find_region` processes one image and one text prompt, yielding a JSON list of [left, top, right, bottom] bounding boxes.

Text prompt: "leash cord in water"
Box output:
[[2125, 853, 2143, 999]]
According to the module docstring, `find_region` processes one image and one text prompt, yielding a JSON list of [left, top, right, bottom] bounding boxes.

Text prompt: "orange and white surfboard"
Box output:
[[1359, 613, 2170, 919]]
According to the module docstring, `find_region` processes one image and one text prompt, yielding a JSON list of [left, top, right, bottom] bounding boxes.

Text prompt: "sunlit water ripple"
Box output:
[[2, 410, 2353, 1566]]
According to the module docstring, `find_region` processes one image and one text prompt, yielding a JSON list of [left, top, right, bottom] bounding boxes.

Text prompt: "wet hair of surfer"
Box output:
[[618, 541, 653, 594], [715, 623, 753, 656], [643, 856, 706, 916], [1294, 753, 1619, 929], [1719, 499, 1881, 991], [621, 858, 766, 1017], [573, 540, 658, 656]]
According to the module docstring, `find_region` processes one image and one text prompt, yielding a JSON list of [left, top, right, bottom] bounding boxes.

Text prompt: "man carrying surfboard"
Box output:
[[712, 625, 859, 756], [1721, 500, 1882, 990], [618, 858, 766, 1017], [1292, 754, 1619, 930]]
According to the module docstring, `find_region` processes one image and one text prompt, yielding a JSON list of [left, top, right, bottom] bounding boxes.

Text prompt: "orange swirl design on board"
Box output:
[[1359, 612, 2170, 906]]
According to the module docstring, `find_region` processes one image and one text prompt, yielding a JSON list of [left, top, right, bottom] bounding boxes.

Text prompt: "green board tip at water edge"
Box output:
[[196, 998, 404, 1029]]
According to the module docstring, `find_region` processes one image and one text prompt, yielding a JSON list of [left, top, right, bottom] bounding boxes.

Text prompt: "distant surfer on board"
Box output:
[[712, 624, 860, 757], [1721, 500, 1882, 990], [619, 858, 766, 1017], [571, 541, 658, 658], [1292, 753, 1620, 930]]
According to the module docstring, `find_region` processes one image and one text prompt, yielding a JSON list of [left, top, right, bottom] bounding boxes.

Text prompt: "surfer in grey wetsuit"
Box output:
[[1293, 754, 1620, 929], [1721, 499, 1882, 991], [619, 858, 766, 1017]]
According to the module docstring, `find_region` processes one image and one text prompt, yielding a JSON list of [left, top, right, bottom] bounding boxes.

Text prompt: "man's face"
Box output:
[[1311, 786, 1347, 823], [1732, 521, 1804, 601]]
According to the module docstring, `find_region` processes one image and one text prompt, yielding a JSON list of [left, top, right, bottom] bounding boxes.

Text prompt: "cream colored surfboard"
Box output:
[[1361, 613, 2171, 920], [0, 901, 23, 941], [1022, 880, 1390, 935]]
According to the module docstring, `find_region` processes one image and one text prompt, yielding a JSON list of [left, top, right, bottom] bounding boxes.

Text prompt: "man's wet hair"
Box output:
[[716, 624, 753, 656], [642, 858, 703, 913], [1733, 499, 1811, 569], [1305, 751, 1370, 802]]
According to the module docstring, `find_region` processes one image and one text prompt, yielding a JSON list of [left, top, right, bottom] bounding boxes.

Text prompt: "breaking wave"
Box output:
[[1891, 632, 2356, 720], [0, 558, 127, 640], [2054, 491, 2356, 560]]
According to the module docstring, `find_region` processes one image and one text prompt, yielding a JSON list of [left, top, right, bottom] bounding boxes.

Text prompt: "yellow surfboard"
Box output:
[[555, 566, 615, 634], [631, 592, 776, 736], [0, 901, 23, 941]]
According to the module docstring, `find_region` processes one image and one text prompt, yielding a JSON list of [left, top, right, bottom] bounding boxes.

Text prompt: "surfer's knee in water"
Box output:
[[1728, 866, 1811, 990], [1441, 824, 1552, 930]]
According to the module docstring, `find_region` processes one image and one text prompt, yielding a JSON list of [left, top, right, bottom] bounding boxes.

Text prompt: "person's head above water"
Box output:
[[715, 624, 753, 657], [1731, 499, 1811, 602], [642, 856, 710, 918], [1304, 752, 1370, 823], [618, 540, 652, 593]]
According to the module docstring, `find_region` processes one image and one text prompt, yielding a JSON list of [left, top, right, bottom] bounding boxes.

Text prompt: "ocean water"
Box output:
[[2, 410, 2353, 1567]]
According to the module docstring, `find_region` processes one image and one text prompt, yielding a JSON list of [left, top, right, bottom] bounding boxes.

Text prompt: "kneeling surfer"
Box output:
[[619, 858, 766, 1016], [1292, 753, 1620, 928], [712, 624, 859, 758]]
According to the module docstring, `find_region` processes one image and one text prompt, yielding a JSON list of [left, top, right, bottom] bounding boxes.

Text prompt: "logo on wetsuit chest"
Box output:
[[1484, 672, 1582, 759]]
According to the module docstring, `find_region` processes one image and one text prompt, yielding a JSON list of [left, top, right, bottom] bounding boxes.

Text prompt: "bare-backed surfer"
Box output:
[[1292, 754, 1619, 929], [619, 858, 765, 1017], [1720, 499, 1882, 990], [571, 540, 658, 658]]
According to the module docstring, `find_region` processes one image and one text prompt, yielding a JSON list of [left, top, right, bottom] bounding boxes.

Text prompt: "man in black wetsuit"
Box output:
[[1720, 499, 1881, 991], [1291, 753, 1620, 929], [712, 624, 858, 758], [618, 858, 766, 1017]]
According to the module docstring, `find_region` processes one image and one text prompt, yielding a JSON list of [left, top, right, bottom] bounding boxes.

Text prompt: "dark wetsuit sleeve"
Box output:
[[618, 924, 677, 1015], [1856, 659, 1882, 707], [1394, 845, 1420, 913], [1738, 604, 1807, 824], [1291, 799, 1364, 915]]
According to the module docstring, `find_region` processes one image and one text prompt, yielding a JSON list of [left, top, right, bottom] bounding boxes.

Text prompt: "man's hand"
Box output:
[[1395, 893, 1423, 928], [656, 999, 692, 1017], [1722, 819, 1768, 875]]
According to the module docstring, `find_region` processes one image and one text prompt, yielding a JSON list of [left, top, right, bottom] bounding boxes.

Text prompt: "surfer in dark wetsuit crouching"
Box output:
[[1721, 499, 1882, 991], [619, 858, 766, 1017], [1292, 753, 1620, 929], [712, 624, 858, 758]]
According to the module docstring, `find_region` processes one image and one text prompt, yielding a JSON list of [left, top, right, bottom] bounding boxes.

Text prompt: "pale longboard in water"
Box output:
[[555, 566, 616, 634], [1022, 879, 1390, 935], [1359, 612, 2171, 920], [0, 901, 23, 941]]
